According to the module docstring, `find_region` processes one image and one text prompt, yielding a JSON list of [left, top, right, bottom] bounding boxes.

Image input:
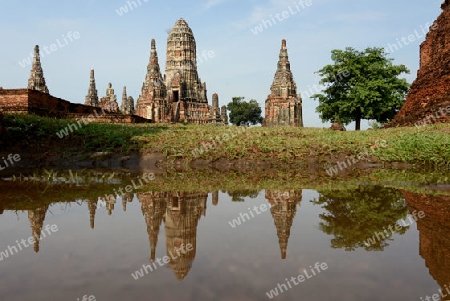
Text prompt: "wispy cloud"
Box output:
[[232, 0, 311, 30], [204, 0, 227, 10], [334, 11, 387, 23]]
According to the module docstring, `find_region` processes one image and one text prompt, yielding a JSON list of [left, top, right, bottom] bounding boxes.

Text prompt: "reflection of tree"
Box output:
[[312, 186, 409, 251], [227, 190, 259, 202]]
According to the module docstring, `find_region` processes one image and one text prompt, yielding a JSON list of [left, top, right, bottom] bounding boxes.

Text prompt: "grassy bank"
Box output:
[[1, 114, 449, 166]]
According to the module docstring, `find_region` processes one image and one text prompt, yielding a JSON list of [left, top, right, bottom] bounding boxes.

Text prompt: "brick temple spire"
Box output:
[[270, 39, 296, 97], [121, 86, 127, 111], [28, 45, 49, 94], [264, 39, 303, 127], [136, 39, 167, 120], [85, 69, 99, 107]]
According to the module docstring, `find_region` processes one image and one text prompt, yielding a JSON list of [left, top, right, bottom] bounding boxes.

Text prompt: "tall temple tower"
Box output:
[[85, 69, 99, 107], [135, 18, 219, 123], [264, 40, 303, 127], [165, 18, 207, 104], [136, 39, 167, 120], [28, 45, 49, 94]]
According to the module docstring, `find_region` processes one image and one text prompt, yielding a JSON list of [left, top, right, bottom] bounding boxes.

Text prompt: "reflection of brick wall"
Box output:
[[387, 2, 450, 127], [403, 191, 450, 298], [0, 88, 150, 123]]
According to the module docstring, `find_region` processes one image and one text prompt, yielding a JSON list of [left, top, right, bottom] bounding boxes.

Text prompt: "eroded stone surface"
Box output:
[[386, 1, 450, 127], [264, 40, 303, 127]]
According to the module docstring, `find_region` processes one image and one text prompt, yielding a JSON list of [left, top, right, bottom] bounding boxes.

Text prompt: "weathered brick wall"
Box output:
[[386, 2, 450, 127], [0, 89, 30, 114], [0, 88, 150, 124]]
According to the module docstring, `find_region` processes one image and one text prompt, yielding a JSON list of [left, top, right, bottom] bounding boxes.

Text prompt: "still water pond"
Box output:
[[0, 182, 448, 301]]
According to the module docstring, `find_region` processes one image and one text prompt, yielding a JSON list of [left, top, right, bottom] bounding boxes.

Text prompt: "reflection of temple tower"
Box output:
[[137, 191, 207, 280], [139, 192, 167, 262], [404, 192, 450, 300], [165, 192, 207, 280], [122, 193, 134, 212], [86, 199, 97, 229], [266, 190, 302, 259], [28, 204, 50, 253], [212, 191, 219, 206], [100, 194, 117, 215]]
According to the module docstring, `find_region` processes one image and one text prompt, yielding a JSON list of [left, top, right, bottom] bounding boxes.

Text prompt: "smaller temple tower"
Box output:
[[210, 93, 221, 123], [136, 39, 168, 121], [221, 105, 228, 124], [120, 86, 135, 114], [85, 69, 99, 107], [28, 45, 49, 94], [264, 40, 303, 127]]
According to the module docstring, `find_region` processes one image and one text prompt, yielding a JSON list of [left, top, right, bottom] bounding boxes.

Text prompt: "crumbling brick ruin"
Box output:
[[386, 1, 450, 127]]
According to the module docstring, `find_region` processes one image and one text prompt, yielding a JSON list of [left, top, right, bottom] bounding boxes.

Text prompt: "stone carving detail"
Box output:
[[264, 40, 303, 127], [85, 69, 99, 107], [386, 1, 450, 127], [28, 45, 49, 94]]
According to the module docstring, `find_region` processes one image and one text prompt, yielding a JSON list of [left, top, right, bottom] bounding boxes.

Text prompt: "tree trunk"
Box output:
[[355, 118, 361, 131]]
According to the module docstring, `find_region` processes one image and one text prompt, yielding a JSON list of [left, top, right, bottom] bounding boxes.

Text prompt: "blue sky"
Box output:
[[0, 0, 444, 129]]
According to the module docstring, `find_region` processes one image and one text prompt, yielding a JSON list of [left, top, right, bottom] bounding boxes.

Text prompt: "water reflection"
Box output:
[[266, 190, 302, 259], [28, 204, 50, 252], [404, 191, 450, 300], [2, 182, 450, 299], [139, 192, 207, 280], [312, 186, 409, 251]]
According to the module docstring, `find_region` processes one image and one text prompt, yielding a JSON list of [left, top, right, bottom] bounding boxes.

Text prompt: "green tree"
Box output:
[[227, 97, 263, 126], [312, 47, 410, 130], [312, 186, 409, 251]]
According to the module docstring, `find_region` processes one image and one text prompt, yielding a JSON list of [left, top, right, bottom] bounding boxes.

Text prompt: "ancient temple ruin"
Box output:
[[99, 83, 120, 113], [85, 69, 99, 107], [135, 19, 224, 124], [386, 1, 450, 127], [120, 86, 135, 115], [28, 45, 49, 94], [264, 40, 303, 127]]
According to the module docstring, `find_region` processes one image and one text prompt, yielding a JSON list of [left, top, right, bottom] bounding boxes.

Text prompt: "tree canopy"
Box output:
[[312, 186, 409, 251], [227, 97, 263, 126], [312, 47, 410, 130]]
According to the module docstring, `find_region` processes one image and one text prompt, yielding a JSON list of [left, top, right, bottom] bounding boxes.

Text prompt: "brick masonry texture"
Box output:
[[386, 1, 450, 127]]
